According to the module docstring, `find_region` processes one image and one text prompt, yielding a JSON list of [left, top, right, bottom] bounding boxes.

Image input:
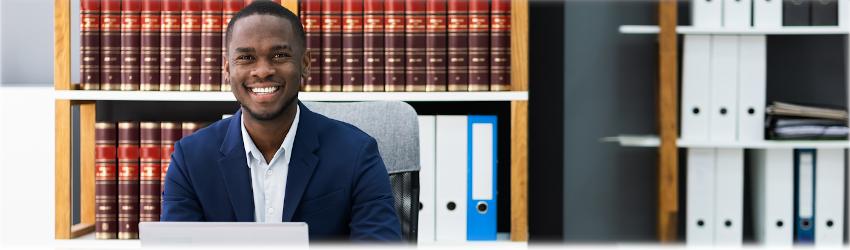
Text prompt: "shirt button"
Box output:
[[268, 207, 274, 212], [266, 169, 273, 176]]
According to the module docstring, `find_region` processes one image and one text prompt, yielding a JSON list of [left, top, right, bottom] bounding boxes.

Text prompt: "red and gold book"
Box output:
[[425, 0, 446, 92], [139, 122, 161, 223], [140, 0, 161, 91], [81, 0, 101, 90], [301, 0, 322, 92], [490, 0, 509, 91], [342, 0, 364, 92], [101, 0, 122, 91], [468, 0, 488, 91], [404, 0, 426, 92], [200, 0, 222, 91], [117, 122, 140, 239], [321, 0, 342, 92], [180, 0, 202, 91], [121, 0, 142, 91], [181, 121, 204, 137], [95, 122, 117, 239], [160, 122, 182, 191], [447, 0, 468, 91], [384, 0, 405, 92], [160, 0, 181, 91], [363, 0, 384, 92], [221, 0, 244, 92]]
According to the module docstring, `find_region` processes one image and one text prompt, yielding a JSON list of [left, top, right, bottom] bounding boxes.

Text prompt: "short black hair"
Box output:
[[225, 1, 306, 52]]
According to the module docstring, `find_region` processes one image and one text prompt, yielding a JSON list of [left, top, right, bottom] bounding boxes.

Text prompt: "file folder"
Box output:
[[687, 148, 716, 245], [709, 35, 740, 142], [750, 149, 794, 246], [724, 0, 752, 27], [814, 149, 845, 245], [737, 35, 767, 142], [811, 0, 839, 26], [681, 35, 713, 141], [714, 148, 744, 245], [467, 116, 497, 241], [417, 116, 436, 243], [692, 0, 723, 27], [435, 116, 468, 242], [783, 0, 810, 26], [794, 149, 816, 244], [753, 0, 783, 27]]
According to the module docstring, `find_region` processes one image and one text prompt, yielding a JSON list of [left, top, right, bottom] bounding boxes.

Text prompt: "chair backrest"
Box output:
[[303, 101, 420, 243]]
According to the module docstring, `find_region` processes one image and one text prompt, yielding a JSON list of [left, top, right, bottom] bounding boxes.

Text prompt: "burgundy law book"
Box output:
[[384, 0, 405, 92], [468, 0, 488, 91], [121, 0, 142, 91], [404, 0, 426, 92], [180, 0, 202, 91], [140, 0, 161, 91], [447, 0, 468, 91], [181, 121, 204, 137], [301, 0, 322, 92], [95, 122, 117, 239], [160, 122, 182, 191], [342, 0, 364, 92], [117, 122, 140, 239], [363, 0, 384, 92], [101, 0, 122, 91], [81, 0, 101, 90], [425, 0, 446, 92], [221, 0, 244, 92], [200, 0, 222, 91], [160, 0, 181, 91], [139, 122, 161, 223], [489, 0, 509, 91], [321, 0, 342, 92]]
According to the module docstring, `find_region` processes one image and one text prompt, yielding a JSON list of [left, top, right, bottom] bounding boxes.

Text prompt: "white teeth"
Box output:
[[250, 86, 279, 94]]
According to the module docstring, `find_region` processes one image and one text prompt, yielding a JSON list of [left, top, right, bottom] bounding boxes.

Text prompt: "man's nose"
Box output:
[[251, 59, 276, 80]]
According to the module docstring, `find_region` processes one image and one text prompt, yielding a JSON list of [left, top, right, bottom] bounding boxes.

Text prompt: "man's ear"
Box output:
[[223, 55, 230, 82], [301, 48, 312, 80]]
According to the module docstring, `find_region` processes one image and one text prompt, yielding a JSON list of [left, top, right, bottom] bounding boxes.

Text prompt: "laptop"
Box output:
[[139, 222, 309, 247]]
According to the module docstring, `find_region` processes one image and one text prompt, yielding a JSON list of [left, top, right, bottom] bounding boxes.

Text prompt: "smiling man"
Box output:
[[160, 1, 402, 241]]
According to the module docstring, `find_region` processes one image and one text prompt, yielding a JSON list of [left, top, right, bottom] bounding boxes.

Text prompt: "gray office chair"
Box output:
[[303, 101, 420, 243]]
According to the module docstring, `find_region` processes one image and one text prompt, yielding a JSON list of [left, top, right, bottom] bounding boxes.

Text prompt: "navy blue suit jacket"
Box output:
[[161, 102, 402, 241]]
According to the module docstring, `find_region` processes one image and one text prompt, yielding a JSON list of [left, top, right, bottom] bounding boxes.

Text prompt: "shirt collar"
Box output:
[[240, 105, 301, 167]]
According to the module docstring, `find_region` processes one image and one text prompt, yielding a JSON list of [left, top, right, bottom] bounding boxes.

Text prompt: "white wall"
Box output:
[[0, 0, 56, 86]]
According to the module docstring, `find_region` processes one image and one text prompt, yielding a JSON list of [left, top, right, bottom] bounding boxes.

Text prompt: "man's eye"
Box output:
[[235, 55, 254, 62], [273, 53, 290, 59]]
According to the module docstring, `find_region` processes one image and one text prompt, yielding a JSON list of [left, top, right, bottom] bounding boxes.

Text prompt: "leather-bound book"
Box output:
[[181, 121, 204, 137], [404, 0, 426, 92], [447, 0, 468, 91], [160, 122, 182, 190], [301, 0, 322, 92], [425, 0, 446, 92], [117, 122, 140, 239], [101, 0, 122, 91], [384, 0, 405, 92], [180, 0, 202, 91], [221, 0, 244, 92], [468, 0, 489, 91], [489, 0, 509, 91], [139, 122, 161, 223], [363, 0, 384, 92], [81, 0, 101, 90], [342, 0, 364, 92], [321, 0, 342, 92], [121, 0, 142, 91], [200, 0, 222, 91], [140, 0, 161, 91], [160, 0, 181, 91], [95, 122, 118, 239]]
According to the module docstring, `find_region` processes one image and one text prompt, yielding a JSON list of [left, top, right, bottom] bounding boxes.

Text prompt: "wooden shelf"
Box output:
[[54, 90, 529, 102], [620, 25, 850, 35], [603, 135, 850, 149]]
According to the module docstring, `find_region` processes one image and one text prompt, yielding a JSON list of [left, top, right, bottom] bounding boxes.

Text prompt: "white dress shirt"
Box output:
[[240, 106, 300, 223]]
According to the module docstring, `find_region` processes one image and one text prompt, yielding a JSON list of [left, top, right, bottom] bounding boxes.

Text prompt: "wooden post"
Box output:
[[54, 0, 72, 239], [657, 0, 679, 243], [510, 0, 529, 242]]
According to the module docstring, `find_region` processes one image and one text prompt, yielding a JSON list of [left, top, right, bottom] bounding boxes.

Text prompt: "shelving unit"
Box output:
[[603, 135, 850, 149], [619, 25, 850, 35], [53, 0, 529, 241]]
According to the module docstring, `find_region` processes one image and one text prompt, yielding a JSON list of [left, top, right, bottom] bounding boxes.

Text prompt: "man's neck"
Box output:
[[242, 105, 297, 163]]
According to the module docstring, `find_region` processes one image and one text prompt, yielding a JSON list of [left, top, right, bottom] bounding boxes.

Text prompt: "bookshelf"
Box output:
[[619, 25, 850, 35], [53, 0, 530, 242], [603, 135, 850, 149]]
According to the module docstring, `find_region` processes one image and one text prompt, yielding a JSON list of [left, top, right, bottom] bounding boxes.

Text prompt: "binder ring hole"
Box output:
[[692, 107, 700, 115], [476, 201, 488, 214], [802, 219, 812, 229], [776, 220, 783, 228], [419, 202, 423, 211], [720, 108, 728, 115], [747, 107, 755, 115], [447, 202, 456, 211], [827, 220, 834, 228], [696, 219, 705, 227], [724, 220, 732, 227]]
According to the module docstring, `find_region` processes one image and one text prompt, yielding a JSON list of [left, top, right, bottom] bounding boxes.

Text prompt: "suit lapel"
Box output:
[[217, 109, 255, 222], [282, 102, 320, 222]]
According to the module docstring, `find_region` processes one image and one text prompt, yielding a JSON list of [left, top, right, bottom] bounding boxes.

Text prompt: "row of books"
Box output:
[[79, 0, 512, 93], [95, 121, 208, 240], [765, 102, 848, 140], [692, 0, 839, 27]]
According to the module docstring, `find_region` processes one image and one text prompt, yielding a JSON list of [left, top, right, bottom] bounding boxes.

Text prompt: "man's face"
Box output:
[[225, 14, 307, 121]]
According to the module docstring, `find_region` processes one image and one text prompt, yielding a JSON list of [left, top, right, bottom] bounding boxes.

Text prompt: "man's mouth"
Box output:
[[248, 86, 280, 95]]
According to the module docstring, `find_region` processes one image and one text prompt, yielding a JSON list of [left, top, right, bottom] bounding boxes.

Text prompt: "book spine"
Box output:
[[342, 0, 364, 92], [200, 0, 222, 91], [468, 0, 489, 91], [101, 0, 122, 91], [140, 0, 161, 91], [160, 122, 182, 191], [117, 122, 140, 240], [363, 0, 385, 92], [301, 0, 322, 92], [121, 0, 142, 91], [384, 0, 405, 91], [489, 0, 509, 91], [160, 0, 181, 91], [139, 122, 161, 222], [95, 122, 117, 239], [221, 0, 243, 92], [180, 0, 202, 91], [322, 0, 342, 92], [181, 121, 204, 137], [81, 0, 102, 90], [425, 0, 446, 91], [405, 0, 426, 92], [447, 0, 468, 91]]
